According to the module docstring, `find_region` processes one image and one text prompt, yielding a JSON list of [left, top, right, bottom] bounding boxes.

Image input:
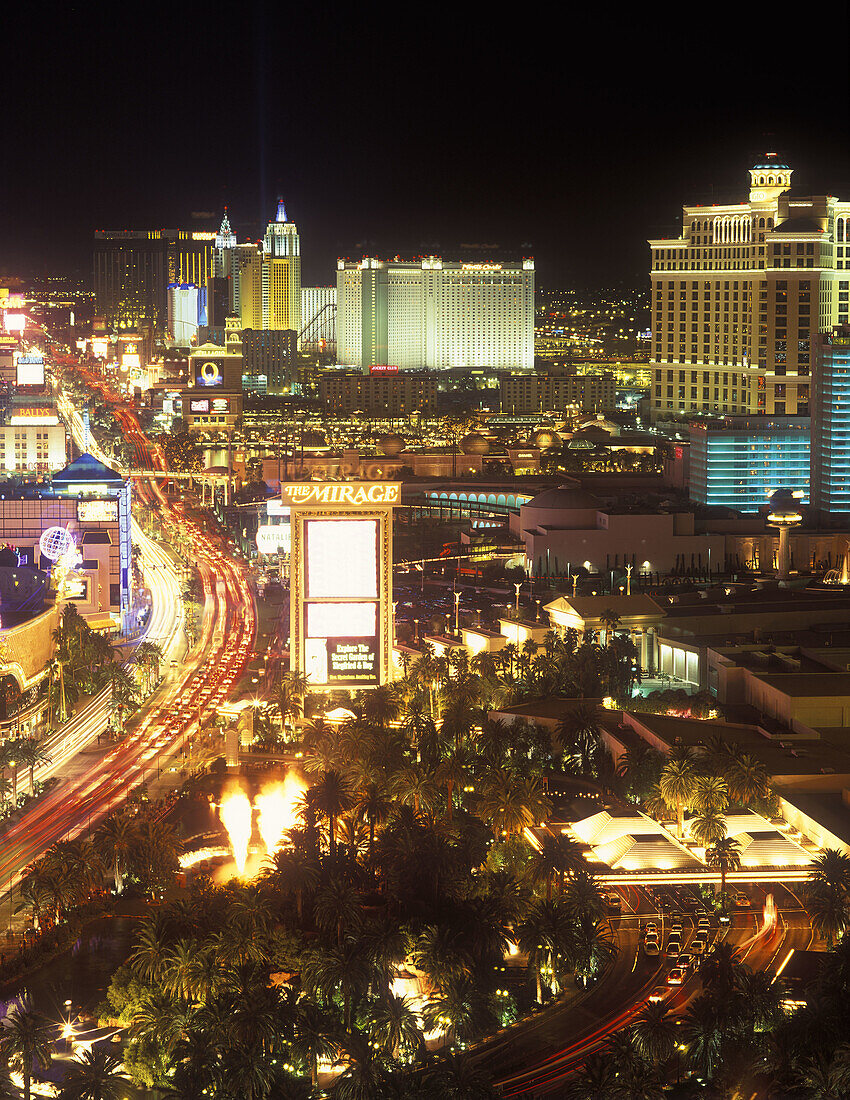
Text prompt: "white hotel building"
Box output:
[[336, 256, 534, 371]]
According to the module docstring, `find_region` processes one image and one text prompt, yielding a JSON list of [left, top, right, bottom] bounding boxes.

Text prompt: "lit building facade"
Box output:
[[212, 203, 301, 337], [93, 230, 215, 332], [319, 370, 438, 417], [811, 327, 850, 515], [649, 155, 850, 419], [500, 371, 616, 414], [167, 283, 204, 346], [689, 417, 811, 511], [242, 328, 297, 394], [337, 257, 534, 370], [301, 286, 337, 351], [184, 317, 244, 430]]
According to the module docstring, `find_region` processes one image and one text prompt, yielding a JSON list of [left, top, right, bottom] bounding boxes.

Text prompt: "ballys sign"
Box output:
[[281, 482, 401, 508]]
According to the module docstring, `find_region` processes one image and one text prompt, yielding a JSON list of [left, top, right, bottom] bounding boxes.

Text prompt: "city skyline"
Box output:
[[3, 5, 850, 286]]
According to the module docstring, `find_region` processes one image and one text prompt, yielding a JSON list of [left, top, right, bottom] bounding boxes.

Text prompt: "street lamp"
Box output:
[[453, 591, 461, 636], [514, 582, 522, 616]]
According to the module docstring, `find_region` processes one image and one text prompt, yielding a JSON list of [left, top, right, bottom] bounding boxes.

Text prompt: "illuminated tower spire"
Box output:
[[216, 207, 236, 250], [276, 197, 288, 224]]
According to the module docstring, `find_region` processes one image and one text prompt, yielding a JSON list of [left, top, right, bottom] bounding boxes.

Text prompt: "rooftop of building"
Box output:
[[779, 791, 850, 849], [621, 712, 850, 779], [772, 216, 825, 234], [51, 453, 124, 488]]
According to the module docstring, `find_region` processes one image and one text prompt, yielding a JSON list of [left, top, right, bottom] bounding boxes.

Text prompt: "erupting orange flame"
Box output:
[[218, 788, 252, 875], [255, 773, 307, 858]]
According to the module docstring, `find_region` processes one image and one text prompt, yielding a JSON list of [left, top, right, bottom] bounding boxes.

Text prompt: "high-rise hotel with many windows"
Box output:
[[650, 155, 850, 419]]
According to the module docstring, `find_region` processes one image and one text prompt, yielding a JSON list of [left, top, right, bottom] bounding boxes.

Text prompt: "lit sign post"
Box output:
[[284, 481, 398, 692]]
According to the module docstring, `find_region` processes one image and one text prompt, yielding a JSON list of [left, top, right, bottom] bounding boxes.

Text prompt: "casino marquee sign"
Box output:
[[280, 482, 401, 508], [285, 482, 398, 691]]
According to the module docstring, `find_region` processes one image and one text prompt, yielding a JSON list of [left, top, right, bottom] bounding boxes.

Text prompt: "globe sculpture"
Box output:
[[39, 526, 75, 563]]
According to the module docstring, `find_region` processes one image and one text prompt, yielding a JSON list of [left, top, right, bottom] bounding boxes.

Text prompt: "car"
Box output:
[[644, 922, 659, 936], [691, 936, 707, 956], [681, 895, 698, 911], [734, 892, 751, 908], [648, 987, 668, 1004], [666, 937, 682, 956], [677, 953, 693, 971], [644, 940, 660, 956], [667, 967, 685, 985], [697, 917, 711, 930], [694, 907, 708, 918], [605, 893, 622, 913], [670, 919, 684, 934]]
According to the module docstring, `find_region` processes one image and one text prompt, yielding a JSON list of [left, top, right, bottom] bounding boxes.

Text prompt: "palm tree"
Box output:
[[529, 833, 585, 901], [658, 752, 698, 837], [291, 1001, 339, 1089], [631, 1002, 677, 1064], [302, 942, 372, 1033], [705, 835, 742, 903], [726, 752, 771, 807], [264, 846, 319, 923], [689, 808, 727, 847], [796, 1052, 850, 1100], [691, 775, 728, 814], [475, 771, 551, 838], [805, 881, 849, 947], [355, 783, 391, 865], [516, 898, 573, 1003], [0, 1006, 55, 1100], [555, 703, 600, 755], [391, 762, 438, 818], [314, 878, 363, 946], [162, 939, 199, 1001], [312, 769, 355, 858], [809, 848, 850, 895], [435, 747, 470, 820], [128, 916, 171, 983], [564, 1053, 621, 1100], [368, 994, 423, 1061], [95, 813, 138, 893], [57, 1048, 128, 1100], [16, 740, 52, 795]]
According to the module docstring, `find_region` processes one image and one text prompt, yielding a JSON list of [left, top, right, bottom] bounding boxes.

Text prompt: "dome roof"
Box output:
[[525, 484, 600, 511], [461, 432, 490, 455], [377, 433, 405, 456]]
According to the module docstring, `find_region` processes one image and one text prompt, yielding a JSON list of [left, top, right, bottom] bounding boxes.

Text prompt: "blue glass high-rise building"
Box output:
[[689, 417, 810, 511], [812, 328, 850, 515]]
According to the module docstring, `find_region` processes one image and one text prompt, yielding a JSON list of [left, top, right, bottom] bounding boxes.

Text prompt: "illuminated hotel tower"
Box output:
[[262, 198, 301, 338], [649, 155, 850, 419]]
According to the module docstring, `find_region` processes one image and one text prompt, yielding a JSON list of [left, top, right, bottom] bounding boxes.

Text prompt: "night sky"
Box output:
[[4, 2, 850, 288]]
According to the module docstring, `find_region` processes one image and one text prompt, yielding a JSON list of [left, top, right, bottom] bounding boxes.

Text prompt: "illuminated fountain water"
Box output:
[[218, 788, 253, 875]]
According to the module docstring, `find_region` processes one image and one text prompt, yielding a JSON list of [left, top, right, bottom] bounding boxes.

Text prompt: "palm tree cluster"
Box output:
[[567, 943, 785, 1099], [641, 737, 777, 903], [803, 848, 850, 947], [407, 629, 640, 708], [102, 664, 619, 1097], [43, 604, 139, 727], [18, 810, 179, 936]]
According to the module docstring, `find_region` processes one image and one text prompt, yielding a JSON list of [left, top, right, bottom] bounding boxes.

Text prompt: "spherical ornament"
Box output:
[[461, 432, 490, 455], [377, 433, 405, 457], [40, 526, 74, 563]]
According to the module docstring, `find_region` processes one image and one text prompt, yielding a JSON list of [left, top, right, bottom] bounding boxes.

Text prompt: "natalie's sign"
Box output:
[[281, 482, 400, 508]]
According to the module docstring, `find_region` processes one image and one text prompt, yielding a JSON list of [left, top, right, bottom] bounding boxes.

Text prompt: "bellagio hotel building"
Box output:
[[650, 155, 850, 418]]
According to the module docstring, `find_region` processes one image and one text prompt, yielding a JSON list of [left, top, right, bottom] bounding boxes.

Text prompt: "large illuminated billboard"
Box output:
[[287, 482, 396, 691], [194, 358, 224, 387], [306, 520, 377, 599], [4, 314, 25, 333], [15, 354, 44, 387]]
